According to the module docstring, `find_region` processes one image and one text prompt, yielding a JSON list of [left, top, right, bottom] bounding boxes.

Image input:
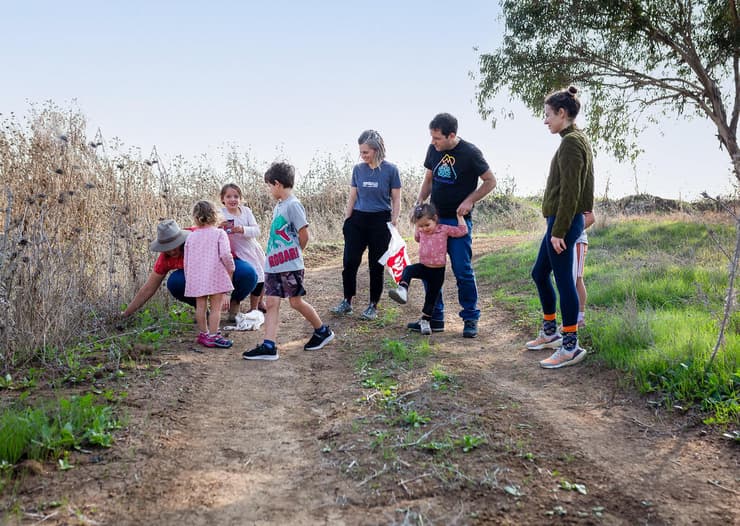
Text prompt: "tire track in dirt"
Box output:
[[112, 234, 737, 525], [16, 234, 736, 525]]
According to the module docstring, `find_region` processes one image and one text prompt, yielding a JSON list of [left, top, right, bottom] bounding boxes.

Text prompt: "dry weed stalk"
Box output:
[[0, 104, 496, 372]]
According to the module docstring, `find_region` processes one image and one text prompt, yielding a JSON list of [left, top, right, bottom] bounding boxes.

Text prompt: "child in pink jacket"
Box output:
[[388, 203, 467, 335]]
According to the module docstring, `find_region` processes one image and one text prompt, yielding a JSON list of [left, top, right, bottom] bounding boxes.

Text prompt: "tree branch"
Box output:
[[731, 54, 740, 135]]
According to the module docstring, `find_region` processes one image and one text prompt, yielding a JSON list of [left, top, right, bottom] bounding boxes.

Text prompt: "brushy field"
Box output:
[[0, 104, 738, 475], [0, 105, 531, 373], [477, 214, 740, 424]]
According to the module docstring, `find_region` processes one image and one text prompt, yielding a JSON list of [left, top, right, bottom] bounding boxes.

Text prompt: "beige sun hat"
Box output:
[[149, 219, 190, 252]]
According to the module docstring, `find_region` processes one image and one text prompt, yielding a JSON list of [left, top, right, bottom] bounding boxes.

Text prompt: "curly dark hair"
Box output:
[[264, 162, 295, 188], [429, 113, 458, 137]]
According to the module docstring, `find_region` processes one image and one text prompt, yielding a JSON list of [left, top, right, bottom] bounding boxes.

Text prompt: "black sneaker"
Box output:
[[407, 319, 444, 332], [463, 319, 478, 338], [304, 328, 335, 351], [242, 343, 279, 361]]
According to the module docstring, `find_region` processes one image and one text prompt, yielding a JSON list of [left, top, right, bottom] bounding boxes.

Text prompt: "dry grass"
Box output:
[[0, 105, 535, 371]]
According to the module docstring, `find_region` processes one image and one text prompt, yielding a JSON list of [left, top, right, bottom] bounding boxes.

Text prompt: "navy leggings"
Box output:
[[531, 214, 584, 328]]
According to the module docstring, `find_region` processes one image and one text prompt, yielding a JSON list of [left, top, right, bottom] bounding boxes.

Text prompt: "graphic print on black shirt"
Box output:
[[432, 154, 457, 184]]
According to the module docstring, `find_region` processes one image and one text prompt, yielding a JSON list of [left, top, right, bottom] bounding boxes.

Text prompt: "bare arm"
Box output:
[[390, 187, 401, 226], [344, 187, 358, 220], [122, 271, 166, 317], [415, 169, 433, 205], [457, 169, 497, 216], [298, 225, 309, 250]]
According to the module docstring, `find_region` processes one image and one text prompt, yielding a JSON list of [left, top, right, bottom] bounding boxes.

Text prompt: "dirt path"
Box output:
[[5, 236, 739, 525]]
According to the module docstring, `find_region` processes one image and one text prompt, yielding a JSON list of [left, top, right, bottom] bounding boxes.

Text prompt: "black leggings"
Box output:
[[400, 263, 445, 319], [342, 210, 391, 304]]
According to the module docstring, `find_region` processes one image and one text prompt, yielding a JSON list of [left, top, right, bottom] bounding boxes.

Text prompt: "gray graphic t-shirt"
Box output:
[[265, 195, 308, 273]]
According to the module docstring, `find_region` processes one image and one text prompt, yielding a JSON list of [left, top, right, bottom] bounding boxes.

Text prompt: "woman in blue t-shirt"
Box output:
[[331, 130, 402, 320]]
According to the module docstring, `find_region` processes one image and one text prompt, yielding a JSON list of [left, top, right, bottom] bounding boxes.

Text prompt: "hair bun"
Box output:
[[567, 86, 578, 96]]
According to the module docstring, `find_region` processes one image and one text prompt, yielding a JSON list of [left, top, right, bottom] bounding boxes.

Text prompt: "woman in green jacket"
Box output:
[[526, 86, 594, 369]]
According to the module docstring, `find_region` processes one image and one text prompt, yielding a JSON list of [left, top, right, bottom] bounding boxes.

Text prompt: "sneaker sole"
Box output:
[[388, 290, 407, 304], [305, 332, 335, 351], [243, 353, 279, 361], [408, 325, 444, 333], [463, 332, 478, 339], [539, 348, 587, 369], [359, 313, 377, 321], [420, 329, 432, 335], [526, 338, 563, 350]]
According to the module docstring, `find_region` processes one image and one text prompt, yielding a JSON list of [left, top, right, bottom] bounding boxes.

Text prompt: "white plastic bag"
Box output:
[[222, 309, 265, 331], [378, 222, 410, 283]]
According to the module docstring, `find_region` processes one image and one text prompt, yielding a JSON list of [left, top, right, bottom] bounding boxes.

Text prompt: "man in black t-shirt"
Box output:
[[411, 113, 496, 338]]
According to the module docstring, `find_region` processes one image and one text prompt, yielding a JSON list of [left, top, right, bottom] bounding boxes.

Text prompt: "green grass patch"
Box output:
[[477, 218, 740, 423], [0, 393, 121, 465]]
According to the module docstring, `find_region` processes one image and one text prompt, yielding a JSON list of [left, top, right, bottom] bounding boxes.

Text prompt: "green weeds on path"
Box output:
[[0, 301, 191, 493]]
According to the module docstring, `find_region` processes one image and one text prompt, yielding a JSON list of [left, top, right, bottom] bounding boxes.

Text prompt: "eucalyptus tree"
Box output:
[[477, 1, 740, 356], [477, 0, 740, 177]]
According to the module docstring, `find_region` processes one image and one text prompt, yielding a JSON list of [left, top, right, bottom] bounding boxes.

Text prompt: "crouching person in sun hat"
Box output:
[[121, 219, 258, 318]]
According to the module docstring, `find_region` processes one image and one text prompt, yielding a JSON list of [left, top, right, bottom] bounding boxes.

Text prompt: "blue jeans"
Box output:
[[531, 215, 584, 327], [425, 216, 479, 322], [166, 258, 258, 307]]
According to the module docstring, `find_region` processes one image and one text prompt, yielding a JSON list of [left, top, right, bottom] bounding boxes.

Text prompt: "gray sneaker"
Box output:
[[360, 303, 378, 320], [331, 299, 352, 315]]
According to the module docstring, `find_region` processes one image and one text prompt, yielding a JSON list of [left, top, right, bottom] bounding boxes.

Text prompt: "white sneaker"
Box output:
[[525, 330, 562, 350], [419, 319, 432, 335], [388, 286, 408, 305], [539, 346, 587, 369]]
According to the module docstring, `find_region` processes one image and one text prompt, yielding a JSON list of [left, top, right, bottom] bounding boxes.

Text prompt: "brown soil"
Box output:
[[3, 236, 739, 525]]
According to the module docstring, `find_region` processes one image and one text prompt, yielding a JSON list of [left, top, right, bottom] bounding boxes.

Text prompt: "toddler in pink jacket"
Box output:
[[388, 203, 467, 335]]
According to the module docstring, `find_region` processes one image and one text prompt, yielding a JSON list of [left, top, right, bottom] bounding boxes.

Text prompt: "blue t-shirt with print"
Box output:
[[351, 160, 402, 213], [265, 194, 308, 273]]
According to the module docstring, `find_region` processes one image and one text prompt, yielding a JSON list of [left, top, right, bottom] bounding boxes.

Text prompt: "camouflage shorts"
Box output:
[[264, 270, 306, 298]]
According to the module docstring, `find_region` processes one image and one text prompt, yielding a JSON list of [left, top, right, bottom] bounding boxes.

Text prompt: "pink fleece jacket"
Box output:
[[415, 223, 468, 267]]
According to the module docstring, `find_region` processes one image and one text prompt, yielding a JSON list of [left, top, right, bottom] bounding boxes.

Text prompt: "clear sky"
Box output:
[[2, 0, 734, 199]]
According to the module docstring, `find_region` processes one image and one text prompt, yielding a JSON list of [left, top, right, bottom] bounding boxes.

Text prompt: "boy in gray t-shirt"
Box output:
[[242, 162, 334, 361]]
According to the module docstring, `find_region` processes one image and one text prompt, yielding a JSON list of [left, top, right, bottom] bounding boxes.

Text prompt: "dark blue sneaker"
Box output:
[[463, 320, 478, 339], [242, 343, 279, 361], [304, 328, 335, 351]]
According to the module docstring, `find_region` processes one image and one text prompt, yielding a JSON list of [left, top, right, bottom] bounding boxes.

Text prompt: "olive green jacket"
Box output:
[[541, 125, 594, 238]]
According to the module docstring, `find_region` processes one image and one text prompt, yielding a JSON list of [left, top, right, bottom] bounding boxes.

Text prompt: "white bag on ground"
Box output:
[[378, 222, 410, 284], [222, 309, 265, 331]]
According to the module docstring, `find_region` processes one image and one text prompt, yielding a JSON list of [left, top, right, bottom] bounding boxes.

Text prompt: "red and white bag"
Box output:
[[378, 222, 410, 284]]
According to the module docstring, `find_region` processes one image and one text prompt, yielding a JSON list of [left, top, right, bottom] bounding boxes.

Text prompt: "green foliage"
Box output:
[[454, 434, 487, 453], [476, 1, 740, 165], [478, 218, 739, 422], [430, 364, 456, 391], [0, 394, 120, 464], [402, 410, 431, 428]]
